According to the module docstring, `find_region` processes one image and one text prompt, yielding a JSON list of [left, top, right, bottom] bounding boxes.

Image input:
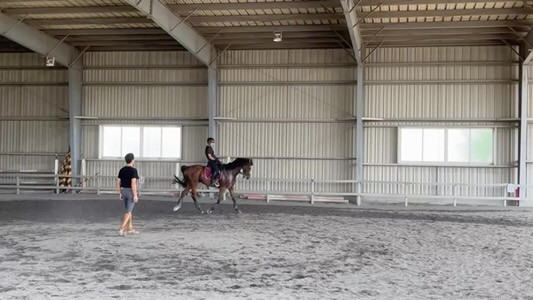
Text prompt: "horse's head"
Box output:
[[241, 158, 253, 180]]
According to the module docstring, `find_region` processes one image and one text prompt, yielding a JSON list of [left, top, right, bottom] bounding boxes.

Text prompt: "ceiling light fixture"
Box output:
[[45, 57, 55, 67], [273, 32, 282, 42]]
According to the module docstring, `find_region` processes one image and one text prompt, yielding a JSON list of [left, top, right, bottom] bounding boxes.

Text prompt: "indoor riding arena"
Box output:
[[0, 1, 533, 299]]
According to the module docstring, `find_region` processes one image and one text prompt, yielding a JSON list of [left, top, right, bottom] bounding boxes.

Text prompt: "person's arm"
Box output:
[[207, 147, 218, 161], [117, 179, 122, 200], [132, 169, 139, 203], [132, 178, 138, 203]]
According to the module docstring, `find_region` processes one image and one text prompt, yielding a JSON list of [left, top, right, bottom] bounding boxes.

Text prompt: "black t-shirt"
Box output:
[[118, 166, 139, 188], [205, 146, 217, 161]]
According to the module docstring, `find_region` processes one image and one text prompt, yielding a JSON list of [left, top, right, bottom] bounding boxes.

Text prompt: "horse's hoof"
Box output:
[[235, 209, 242, 214], [173, 205, 181, 212], [206, 209, 213, 214]]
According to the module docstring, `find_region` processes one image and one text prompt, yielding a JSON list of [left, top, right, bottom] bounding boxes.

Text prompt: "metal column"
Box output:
[[355, 64, 365, 205], [519, 46, 530, 206], [68, 62, 82, 186], [208, 66, 217, 142]]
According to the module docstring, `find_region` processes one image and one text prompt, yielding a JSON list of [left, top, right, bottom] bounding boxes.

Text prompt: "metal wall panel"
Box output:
[[219, 68, 355, 82], [0, 86, 68, 117], [365, 46, 520, 63], [219, 85, 354, 119], [0, 155, 57, 173], [84, 69, 206, 84], [218, 122, 354, 158], [217, 49, 356, 194], [83, 86, 207, 118], [0, 53, 68, 173], [366, 66, 515, 82], [365, 165, 512, 197], [84, 51, 203, 67], [80, 51, 209, 182], [219, 49, 355, 65], [363, 46, 517, 200], [366, 84, 516, 119], [182, 126, 208, 163]]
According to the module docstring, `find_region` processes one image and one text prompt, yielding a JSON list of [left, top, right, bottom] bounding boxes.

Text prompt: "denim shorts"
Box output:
[[121, 188, 135, 212]]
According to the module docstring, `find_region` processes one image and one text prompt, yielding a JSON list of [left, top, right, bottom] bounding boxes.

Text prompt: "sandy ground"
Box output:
[[1, 195, 533, 299]]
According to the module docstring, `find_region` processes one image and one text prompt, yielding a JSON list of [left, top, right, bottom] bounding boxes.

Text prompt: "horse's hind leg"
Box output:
[[190, 186, 204, 214], [173, 187, 190, 212], [207, 187, 226, 214]]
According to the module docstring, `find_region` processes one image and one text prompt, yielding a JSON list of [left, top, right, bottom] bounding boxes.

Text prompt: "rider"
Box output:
[[205, 137, 221, 187]]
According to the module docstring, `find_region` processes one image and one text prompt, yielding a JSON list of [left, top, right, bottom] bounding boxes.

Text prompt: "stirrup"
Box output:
[[214, 180, 220, 188]]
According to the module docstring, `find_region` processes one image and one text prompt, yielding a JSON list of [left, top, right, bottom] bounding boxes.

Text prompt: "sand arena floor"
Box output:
[[1, 194, 533, 299]]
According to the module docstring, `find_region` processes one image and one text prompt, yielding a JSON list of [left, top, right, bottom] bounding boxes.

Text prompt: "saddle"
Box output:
[[203, 167, 213, 180], [203, 167, 224, 182]]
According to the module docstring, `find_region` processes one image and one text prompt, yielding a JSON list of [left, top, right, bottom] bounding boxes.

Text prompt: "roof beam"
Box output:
[[0, 12, 78, 67], [1, 1, 341, 15], [124, 0, 213, 66], [359, 19, 533, 29], [362, 27, 521, 35], [21, 9, 533, 27], [341, 0, 364, 64], [198, 25, 348, 33], [365, 7, 533, 18], [222, 43, 344, 50], [46, 28, 167, 36], [3, 6, 138, 15], [358, 0, 517, 5], [369, 33, 520, 43], [25, 17, 153, 26], [212, 37, 342, 45], [187, 14, 344, 23], [44, 26, 348, 36]]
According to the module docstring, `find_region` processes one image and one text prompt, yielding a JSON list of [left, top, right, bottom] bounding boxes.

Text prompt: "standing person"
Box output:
[[205, 137, 221, 187], [117, 153, 139, 236]]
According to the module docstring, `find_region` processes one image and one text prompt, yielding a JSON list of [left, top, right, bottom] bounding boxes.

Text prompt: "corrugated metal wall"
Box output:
[[1, 48, 518, 198], [0, 53, 68, 174], [218, 49, 356, 193], [81, 51, 207, 189], [364, 46, 519, 198]]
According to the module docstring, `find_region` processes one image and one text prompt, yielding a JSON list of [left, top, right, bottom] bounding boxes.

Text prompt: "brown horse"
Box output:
[[172, 158, 253, 214]]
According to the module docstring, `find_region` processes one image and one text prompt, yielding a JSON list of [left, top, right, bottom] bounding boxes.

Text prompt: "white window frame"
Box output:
[[398, 127, 495, 166], [99, 125, 182, 160]]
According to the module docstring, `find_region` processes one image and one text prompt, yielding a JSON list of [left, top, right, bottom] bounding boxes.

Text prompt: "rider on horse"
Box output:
[[205, 137, 221, 187]]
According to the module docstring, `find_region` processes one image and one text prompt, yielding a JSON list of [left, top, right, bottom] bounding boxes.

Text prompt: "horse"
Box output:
[[172, 158, 253, 214]]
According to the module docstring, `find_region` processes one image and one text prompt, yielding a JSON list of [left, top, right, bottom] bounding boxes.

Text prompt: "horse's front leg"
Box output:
[[173, 187, 190, 212], [229, 187, 241, 214], [207, 187, 226, 214]]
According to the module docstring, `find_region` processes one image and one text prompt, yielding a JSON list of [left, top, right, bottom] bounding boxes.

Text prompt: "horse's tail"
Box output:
[[173, 165, 190, 187], [173, 175, 186, 187]]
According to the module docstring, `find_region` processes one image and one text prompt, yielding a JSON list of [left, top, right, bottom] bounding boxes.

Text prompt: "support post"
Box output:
[[69, 62, 82, 188], [519, 45, 531, 206], [356, 64, 365, 193], [208, 66, 217, 142]]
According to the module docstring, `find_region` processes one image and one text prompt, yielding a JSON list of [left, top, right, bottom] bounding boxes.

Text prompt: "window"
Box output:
[[399, 127, 493, 164], [100, 125, 181, 159]]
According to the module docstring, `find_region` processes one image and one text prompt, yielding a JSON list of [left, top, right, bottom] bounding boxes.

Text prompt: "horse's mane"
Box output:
[[222, 158, 253, 170]]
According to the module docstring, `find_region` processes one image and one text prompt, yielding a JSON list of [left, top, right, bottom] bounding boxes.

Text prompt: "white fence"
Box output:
[[0, 173, 524, 207]]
